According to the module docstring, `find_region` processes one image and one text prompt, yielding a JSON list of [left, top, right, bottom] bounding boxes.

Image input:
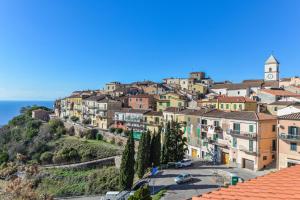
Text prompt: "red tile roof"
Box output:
[[217, 96, 256, 103], [193, 165, 300, 200], [260, 89, 300, 97]]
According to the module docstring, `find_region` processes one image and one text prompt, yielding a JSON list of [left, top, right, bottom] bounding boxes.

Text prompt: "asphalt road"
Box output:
[[148, 161, 266, 200]]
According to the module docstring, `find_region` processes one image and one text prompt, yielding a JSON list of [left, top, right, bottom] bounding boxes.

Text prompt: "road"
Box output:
[[148, 161, 267, 200]]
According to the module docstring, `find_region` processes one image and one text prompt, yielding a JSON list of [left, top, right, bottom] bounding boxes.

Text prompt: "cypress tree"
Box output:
[[161, 122, 171, 164], [151, 128, 161, 167], [136, 132, 147, 178], [119, 130, 135, 190], [145, 130, 151, 168]]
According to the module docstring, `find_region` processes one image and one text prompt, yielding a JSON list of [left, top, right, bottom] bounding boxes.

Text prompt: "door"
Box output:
[[192, 149, 197, 158], [222, 152, 229, 165], [243, 159, 254, 170]]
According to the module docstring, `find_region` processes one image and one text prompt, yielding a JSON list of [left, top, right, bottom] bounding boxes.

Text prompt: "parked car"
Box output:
[[104, 191, 120, 200], [132, 180, 148, 191], [175, 159, 192, 168], [167, 162, 176, 168], [174, 173, 193, 184]]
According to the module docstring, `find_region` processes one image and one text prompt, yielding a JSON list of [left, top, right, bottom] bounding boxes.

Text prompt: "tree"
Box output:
[[128, 185, 152, 200], [136, 131, 150, 179], [119, 130, 135, 190], [145, 130, 151, 168], [150, 129, 161, 167], [70, 116, 79, 123], [161, 121, 187, 164]]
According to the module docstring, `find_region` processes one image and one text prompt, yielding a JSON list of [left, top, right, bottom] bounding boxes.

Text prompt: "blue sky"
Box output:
[[0, 0, 300, 100]]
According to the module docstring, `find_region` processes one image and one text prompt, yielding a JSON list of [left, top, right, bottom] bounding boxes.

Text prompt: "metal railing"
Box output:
[[227, 129, 257, 139], [279, 133, 300, 142]]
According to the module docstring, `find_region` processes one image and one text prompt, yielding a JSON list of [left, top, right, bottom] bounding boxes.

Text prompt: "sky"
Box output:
[[0, 0, 300, 100]]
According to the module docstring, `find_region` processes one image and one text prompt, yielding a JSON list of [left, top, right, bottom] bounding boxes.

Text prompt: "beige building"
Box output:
[[183, 109, 276, 171], [144, 111, 163, 133], [278, 112, 300, 169], [267, 101, 298, 115]]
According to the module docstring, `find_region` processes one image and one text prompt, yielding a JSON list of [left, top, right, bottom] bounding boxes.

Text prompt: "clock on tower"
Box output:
[[264, 54, 279, 82]]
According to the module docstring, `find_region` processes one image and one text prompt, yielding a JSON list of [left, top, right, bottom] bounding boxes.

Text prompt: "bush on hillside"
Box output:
[[85, 129, 98, 140], [116, 128, 123, 134], [82, 118, 91, 125], [0, 151, 9, 165], [70, 116, 79, 123], [96, 133, 103, 140], [109, 127, 116, 133], [68, 126, 75, 136], [40, 152, 54, 164]]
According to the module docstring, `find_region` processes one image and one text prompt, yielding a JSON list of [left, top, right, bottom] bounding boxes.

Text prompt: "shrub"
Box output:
[[82, 118, 91, 125], [116, 128, 123, 134], [110, 138, 115, 144], [52, 147, 80, 164], [68, 126, 75, 136], [40, 152, 53, 164], [109, 127, 116, 133], [86, 129, 98, 140], [117, 140, 123, 146], [0, 152, 9, 165], [70, 116, 79, 123], [96, 133, 103, 141], [124, 130, 130, 137]]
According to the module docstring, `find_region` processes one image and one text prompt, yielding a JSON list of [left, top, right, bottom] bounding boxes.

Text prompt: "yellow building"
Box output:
[[144, 111, 163, 133], [156, 93, 187, 111], [190, 83, 208, 95], [198, 96, 257, 112], [66, 94, 83, 120]]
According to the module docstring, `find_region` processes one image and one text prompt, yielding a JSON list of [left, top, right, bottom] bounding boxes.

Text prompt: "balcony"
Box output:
[[279, 133, 300, 142], [239, 145, 257, 156], [187, 139, 202, 148], [227, 129, 257, 139]]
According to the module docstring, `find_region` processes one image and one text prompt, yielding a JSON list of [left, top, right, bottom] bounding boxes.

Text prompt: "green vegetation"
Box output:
[[152, 188, 167, 200], [37, 167, 120, 197], [136, 130, 151, 179], [119, 131, 135, 190], [70, 116, 79, 122], [128, 185, 152, 200], [161, 121, 187, 164], [0, 106, 121, 165], [150, 129, 161, 167]]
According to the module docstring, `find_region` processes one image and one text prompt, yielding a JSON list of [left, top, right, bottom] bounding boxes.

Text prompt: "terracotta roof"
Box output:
[[260, 89, 300, 97], [217, 96, 256, 103], [268, 101, 298, 106], [144, 111, 163, 116], [202, 110, 276, 121], [128, 94, 153, 98], [279, 112, 300, 120], [211, 83, 249, 90], [193, 164, 300, 200], [117, 108, 151, 114]]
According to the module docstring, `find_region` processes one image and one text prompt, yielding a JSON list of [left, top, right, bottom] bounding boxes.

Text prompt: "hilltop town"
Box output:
[[55, 54, 300, 172]]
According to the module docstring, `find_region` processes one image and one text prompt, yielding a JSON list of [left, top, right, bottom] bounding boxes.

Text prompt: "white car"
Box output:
[[175, 159, 192, 168]]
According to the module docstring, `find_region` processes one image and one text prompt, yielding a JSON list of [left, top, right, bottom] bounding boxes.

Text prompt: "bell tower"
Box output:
[[264, 54, 279, 81]]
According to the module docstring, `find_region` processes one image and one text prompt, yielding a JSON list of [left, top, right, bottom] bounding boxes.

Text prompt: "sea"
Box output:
[[0, 101, 54, 127]]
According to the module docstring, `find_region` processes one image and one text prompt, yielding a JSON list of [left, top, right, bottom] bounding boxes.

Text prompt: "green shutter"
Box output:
[[249, 125, 254, 132]]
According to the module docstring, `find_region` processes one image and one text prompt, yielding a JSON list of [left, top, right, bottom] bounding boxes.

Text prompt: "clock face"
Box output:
[[267, 74, 273, 79]]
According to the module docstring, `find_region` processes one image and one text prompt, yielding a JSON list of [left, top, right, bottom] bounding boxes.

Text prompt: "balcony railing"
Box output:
[[279, 133, 300, 142], [227, 129, 257, 139], [187, 139, 202, 148], [239, 145, 257, 155]]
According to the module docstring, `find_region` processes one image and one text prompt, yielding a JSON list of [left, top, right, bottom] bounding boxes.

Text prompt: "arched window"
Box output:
[[269, 67, 272, 72]]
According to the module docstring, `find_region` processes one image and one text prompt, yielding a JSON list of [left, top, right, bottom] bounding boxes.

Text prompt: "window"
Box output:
[[249, 124, 254, 132], [274, 107, 277, 111], [232, 137, 237, 148], [214, 121, 220, 127], [269, 67, 272, 72], [234, 104, 237, 110], [237, 91, 240, 95], [272, 125, 276, 132], [226, 104, 229, 109], [178, 102, 182, 107], [291, 143, 297, 151], [233, 123, 240, 132], [187, 117, 191, 122], [159, 102, 162, 106], [263, 156, 267, 161], [201, 119, 207, 125], [139, 105, 142, 109], [272, 140, 276, 151], [136, 98, 138, 101], [249, 140, 253, 152], [220, 104, 224, 109], [140, 98, 142, 102], [166, 102, 170, 107], [288, 126, 299, 136]]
